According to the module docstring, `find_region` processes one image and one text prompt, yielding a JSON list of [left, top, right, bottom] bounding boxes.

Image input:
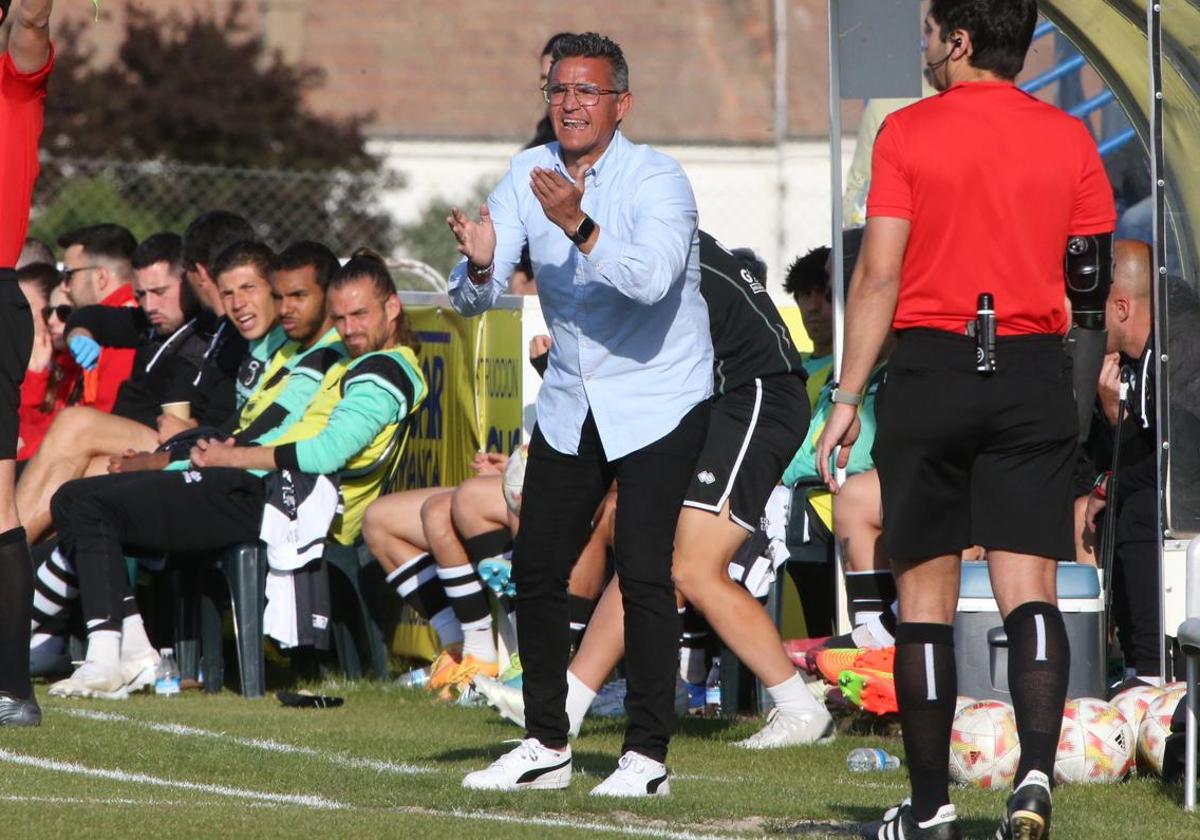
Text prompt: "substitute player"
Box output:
[[0, 0, 54, 727], [816, 2, 1115, 838]]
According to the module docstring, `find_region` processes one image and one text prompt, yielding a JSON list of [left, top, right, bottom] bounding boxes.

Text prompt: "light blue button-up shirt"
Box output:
[[449, 131, 713, 460]]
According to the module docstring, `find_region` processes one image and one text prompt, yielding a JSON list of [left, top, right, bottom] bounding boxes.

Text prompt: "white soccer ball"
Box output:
[[502, 445, 528, 516], [1136, 684, 1187, 777], [1054, 698, 1134, 784], [955, 696, 977, 716], [1111, 684, 1167, 738], [949, 700, 1021, 789]]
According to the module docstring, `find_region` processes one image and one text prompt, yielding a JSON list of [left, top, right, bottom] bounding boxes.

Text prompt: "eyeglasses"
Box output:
[[542, 83, 624, 106], [60, 265, 100, 283], [43, 304, 73, 322]]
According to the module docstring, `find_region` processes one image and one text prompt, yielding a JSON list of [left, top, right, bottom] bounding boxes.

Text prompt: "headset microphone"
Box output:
[[926, 39, 962, 73]]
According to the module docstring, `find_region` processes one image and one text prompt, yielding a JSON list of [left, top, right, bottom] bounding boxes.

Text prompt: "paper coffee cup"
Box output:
[[161, 401, 192, 421]]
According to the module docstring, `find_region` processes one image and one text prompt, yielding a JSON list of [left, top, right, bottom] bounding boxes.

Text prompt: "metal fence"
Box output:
[[28, 157, 405, 260]]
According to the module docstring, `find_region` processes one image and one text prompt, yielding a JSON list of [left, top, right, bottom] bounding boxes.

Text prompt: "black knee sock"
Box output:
[[568, 594, 596, 651], [1005, 601, 1070, 786], [463, 529, 513, 566], [845, 569, 897, 627], [0, 527, 34, 698], [678, 604, 711, 684], [894, 622, 957, 823], [31, 546, 78, 638], [386, 552, 449, 620]]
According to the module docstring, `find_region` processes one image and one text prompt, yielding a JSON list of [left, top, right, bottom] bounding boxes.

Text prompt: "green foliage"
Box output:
[[33, 1, 400, 253], [27, 172, 174, 243], [398, 181, 493, 276]]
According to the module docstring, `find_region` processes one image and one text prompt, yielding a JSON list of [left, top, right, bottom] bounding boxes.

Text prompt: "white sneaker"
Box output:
[[473, 675, 526, 729], [462, 739, 572, 791], [47, 660, 129, 700], [590, 751, 670, 798], [120, 652, 161, 694], [733, 706, 836, 749], [472, 675, 584, 738]]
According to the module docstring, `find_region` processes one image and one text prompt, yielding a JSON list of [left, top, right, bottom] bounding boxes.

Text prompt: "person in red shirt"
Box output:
[[817, 3, 1115, 839], [15, 262, 81, 461], [0, 0, 55, 728]]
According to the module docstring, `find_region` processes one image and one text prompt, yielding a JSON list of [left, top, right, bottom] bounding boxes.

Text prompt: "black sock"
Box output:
[[845, 569, 897, 627], [385, 552, 449, 620], [31, 546, 78, 638], [0, 527, 34, 699], [568, 594, 596, 650], [1005, 601, 1070, 786], [678, 604, 711, 684], [463, 529, 513, 566], [894, 622, 956, 823]]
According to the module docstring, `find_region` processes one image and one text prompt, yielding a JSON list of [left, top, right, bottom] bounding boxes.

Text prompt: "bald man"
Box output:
[[1085, 240, 1161, 688]]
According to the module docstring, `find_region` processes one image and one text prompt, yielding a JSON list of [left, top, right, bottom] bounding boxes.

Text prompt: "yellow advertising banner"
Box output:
[[397, 300, 527, 491]]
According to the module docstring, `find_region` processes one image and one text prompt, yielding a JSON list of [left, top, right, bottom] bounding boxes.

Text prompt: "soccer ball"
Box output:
[[1111, 684, 1167, 736], [949, 700, 1021, 789], [502, 445, 528, 516], [1054, 698, 1134, 784], [955, 696, 977, 716], [1136, 684, 1188, 776]]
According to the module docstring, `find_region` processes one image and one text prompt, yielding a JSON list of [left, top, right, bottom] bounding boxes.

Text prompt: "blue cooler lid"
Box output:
[[958, 561, 1100, 599]]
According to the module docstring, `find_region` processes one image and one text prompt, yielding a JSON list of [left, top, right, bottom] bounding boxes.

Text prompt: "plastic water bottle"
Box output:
[[704, 658, 722, 718], [154, 648, 181, 697], [846, 747, 901, 772], [396, 666, 431, 689]]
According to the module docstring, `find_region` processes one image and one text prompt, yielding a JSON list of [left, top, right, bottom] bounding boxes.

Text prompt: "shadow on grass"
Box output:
[[806, 805, 995, 839]]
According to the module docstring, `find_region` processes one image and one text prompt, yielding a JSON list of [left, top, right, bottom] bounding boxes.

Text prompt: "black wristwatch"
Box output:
[[569, 215, 596, 245]]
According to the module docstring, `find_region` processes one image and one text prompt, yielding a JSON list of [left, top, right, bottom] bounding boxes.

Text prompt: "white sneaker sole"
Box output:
[[47, 682, 129, 701], [590, 776, 671, 797]]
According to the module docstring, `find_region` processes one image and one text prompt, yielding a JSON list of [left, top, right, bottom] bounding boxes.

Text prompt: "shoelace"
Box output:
[[617, 752, 652, 775], [495, 738, 551, 768]]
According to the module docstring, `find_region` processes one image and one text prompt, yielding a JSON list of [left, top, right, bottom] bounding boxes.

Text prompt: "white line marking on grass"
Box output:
[[0, 794, 277, 809], [0, 749, 346, 810], [401, 807, 748, 840], [60, 707, 430, 775]]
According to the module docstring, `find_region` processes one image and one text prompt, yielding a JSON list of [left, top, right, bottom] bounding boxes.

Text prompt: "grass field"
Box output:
[[1, 680, 1198, 839]]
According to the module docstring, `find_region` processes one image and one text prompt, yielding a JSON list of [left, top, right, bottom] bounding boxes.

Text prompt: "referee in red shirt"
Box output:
[[0, 0, 54, 727], [817, 3, 1115, 839]]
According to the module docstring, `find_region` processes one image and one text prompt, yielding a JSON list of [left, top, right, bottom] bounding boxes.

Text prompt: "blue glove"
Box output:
[[68, 335, 101, 372]]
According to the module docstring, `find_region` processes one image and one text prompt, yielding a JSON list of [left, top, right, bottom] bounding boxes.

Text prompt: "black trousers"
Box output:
[[52, 469, 266, 630], [515, 404, 709, 762], [1112, 486, 1161, 677]]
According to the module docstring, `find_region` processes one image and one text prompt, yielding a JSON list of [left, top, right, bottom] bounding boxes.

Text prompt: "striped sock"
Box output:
[[436, 564, 495, 663], [31, 547, 78, 638]]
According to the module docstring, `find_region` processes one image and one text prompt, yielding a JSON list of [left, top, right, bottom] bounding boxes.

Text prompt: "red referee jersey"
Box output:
[[867, 81, 1116, 336], [0, 46, 54, 267]]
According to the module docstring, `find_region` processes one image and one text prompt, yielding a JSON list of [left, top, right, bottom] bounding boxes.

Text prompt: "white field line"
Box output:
[[0, 794, 277, 809], [0, 748, 345, 810], [60, 707, 430, 775], [400, 807, 750, 840]]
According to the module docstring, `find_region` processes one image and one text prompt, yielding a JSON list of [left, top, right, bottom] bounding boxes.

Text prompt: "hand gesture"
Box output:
[[815, 403, 862, 493], [68, 334, 100, 372], [471, 450, 509, 476], [1097, 352, 1122, 425], [530, 163, 586, 234], [27, 326, 52, 374], [447, 204, 496, 272], [189, 436, 237, 469], [528, 334, 552, 360]]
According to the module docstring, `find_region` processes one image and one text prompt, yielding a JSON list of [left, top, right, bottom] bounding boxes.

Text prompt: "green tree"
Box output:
[[35, 2, 400, 253]]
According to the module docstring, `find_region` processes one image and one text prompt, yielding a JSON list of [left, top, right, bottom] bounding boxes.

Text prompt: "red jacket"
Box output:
[[17, 349, 82, 460], [84, 284, 138, 413]]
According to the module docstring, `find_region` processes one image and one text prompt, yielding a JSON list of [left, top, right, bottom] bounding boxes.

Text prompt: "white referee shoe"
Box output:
[[733, 706, 835, 749], [590, 751, 671, 797], [461, 738, 572, 791]]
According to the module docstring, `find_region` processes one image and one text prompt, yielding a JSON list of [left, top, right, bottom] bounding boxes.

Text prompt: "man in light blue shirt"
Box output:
[[450, 32, 712, 797]]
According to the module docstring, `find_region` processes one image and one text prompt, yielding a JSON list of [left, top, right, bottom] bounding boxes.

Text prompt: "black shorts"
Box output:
[[0, 276, 34, 460], [683, 373, 809, 532], [872, 329, 1077, 562]]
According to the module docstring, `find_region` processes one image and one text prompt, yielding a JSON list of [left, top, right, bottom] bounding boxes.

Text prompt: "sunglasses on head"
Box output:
[[43, 304, 73, 322]]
